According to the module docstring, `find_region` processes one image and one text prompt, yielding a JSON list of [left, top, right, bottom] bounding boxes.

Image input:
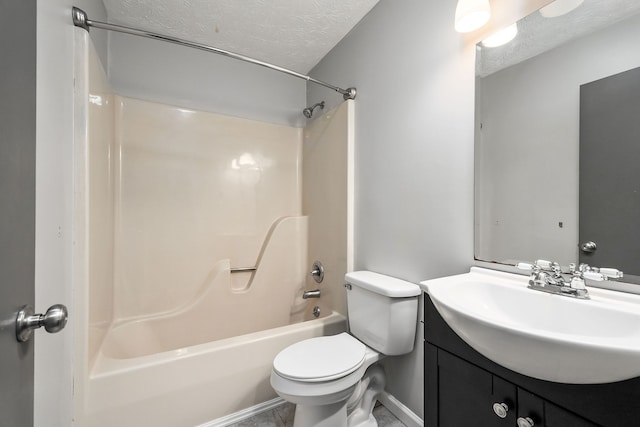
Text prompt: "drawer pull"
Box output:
[[517, 416, 535, 427], [492, 402, 509, 418]]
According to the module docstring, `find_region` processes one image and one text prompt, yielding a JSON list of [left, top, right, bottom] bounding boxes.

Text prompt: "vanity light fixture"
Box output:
[[481, 23, 518, 48], [539, 0, 584, 18], [455, 0, 491, 33]]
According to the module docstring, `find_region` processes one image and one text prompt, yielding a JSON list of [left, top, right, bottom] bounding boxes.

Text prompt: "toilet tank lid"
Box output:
[[345, 271, 421, 297]]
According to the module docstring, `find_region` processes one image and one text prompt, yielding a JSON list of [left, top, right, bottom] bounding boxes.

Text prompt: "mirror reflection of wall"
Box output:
[[474, 2, 640, 278]]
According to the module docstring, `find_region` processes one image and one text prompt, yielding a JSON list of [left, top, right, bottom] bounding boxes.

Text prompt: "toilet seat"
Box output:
[[273, 333, 366, 382]]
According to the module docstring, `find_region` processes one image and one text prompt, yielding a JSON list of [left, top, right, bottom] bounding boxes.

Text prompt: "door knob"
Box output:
[[16, 304, 68, 343], [580, 241, 597, 253]]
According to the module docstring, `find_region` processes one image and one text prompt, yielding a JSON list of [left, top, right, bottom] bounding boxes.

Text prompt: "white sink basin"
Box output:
[[421, 267, 640, 384]]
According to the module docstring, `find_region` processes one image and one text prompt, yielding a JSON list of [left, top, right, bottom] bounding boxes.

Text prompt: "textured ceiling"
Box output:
[[102, 0, 380, 74], [477, 0, 640, 76]]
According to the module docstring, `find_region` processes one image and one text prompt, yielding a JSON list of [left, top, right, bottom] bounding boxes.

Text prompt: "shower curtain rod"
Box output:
[[71, 7, 356, 100]]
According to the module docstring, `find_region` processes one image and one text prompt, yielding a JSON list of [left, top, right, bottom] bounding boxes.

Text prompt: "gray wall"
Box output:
[[309, 0, 477, 418], [108, 32, 306, 127]]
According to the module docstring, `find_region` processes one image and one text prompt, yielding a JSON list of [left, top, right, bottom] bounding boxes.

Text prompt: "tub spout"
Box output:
[[303, 290, 321, 299]]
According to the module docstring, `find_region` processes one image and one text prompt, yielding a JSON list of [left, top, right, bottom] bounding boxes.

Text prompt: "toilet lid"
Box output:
[[273, 333, 366, 382]]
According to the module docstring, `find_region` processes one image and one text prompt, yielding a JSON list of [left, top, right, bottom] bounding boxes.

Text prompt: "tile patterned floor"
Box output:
[[226, 402, 406, 427]]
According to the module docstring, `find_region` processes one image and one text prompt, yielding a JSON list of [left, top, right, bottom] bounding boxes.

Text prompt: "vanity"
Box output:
[[421, 266, 640, 426]]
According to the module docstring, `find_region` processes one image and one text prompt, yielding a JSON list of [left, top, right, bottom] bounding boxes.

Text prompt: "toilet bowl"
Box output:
[[271, 333, 383, 427], [270, 271, 420, 427]]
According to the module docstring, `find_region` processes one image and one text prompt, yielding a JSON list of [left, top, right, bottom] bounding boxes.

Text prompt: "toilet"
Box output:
[[270, 271, 421, 427]]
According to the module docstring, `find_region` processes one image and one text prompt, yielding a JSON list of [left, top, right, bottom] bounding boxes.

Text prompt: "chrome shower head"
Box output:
[[303, 101, 325, 118], [302, 107, 313, 118]]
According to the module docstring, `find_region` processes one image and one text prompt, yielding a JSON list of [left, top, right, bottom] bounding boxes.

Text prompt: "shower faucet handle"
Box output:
[[310, 261, 324, 283]]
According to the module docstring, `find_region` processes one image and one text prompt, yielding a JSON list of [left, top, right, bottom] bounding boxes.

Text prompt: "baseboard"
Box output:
[[378, 391, 424, 427], [197, 397, 286, 427], [198, 391, 423, 427]]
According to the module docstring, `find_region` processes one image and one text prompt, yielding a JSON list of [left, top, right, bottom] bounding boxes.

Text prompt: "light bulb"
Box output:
[[482, 23, 518, 48], [455, 0, 491, 33], [540, 0, 584, 18]]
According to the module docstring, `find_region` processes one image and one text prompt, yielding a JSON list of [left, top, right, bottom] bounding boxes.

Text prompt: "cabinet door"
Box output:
[[545, 402, 599, 427], [493, 376, 517, 425], [438, 350, 514, 426], [518, 387, 599, 427]]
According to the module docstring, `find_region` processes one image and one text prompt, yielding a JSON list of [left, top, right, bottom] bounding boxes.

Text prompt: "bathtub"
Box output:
[[84, 311, 346, 427]]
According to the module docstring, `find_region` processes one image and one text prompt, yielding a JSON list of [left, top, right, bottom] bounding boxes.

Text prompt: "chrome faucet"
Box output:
[[516, 259, 623, 299], [302, 289, 321, 299]]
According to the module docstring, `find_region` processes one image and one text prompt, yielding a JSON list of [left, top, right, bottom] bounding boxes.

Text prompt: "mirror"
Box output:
[[474, 0, 640, 281]]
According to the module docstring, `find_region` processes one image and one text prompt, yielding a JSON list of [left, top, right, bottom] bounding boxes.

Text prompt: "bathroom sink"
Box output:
[[420, 267, 640, 384]]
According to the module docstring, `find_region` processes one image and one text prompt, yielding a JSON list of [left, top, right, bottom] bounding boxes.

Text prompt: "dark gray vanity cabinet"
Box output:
[[424, 294, 639, 427], [431, 345, 595, 427]]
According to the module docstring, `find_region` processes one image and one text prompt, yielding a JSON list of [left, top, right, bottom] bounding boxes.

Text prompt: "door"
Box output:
[[0, 0, 37, 425], [579, 66, 640, 278]]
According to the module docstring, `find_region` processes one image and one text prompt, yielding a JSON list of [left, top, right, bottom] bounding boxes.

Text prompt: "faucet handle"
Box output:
[[516, 262, 534, 271], [310, 261, 324, 283], [576, 264, 623, 280], [599, 268, 623, 279], [517, 261, 560, 274], [583, 271, 606, 281], [517, 260, 558, 271]]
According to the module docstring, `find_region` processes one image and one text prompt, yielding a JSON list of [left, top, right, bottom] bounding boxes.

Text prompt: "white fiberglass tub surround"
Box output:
[[74, 31, 354, 426], [99, 216, 311, 361]]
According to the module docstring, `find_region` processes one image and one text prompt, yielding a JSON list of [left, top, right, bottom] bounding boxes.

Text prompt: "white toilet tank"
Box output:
[[345, 271, 421, 356]]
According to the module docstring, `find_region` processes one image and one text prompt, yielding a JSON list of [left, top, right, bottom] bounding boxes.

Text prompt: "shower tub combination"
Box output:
[[87, 310, 346, 427], [74, 26, 354, 427]]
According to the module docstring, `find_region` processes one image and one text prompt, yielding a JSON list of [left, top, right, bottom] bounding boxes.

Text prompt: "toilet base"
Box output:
[[350, 414, 378, 427], [288, 364, 386, 427], [293, 401, 348, 427], [347, 364, 385, 427]]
